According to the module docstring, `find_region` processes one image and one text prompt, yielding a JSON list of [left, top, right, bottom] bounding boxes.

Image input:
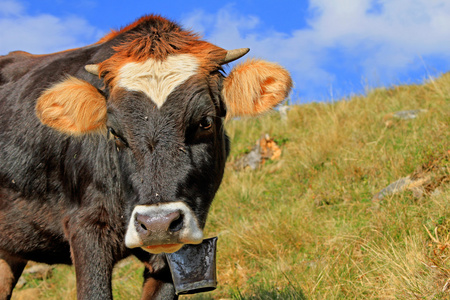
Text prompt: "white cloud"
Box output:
[[183, 0, 450, 100], [0, 0, 23, 16], [307, 0, 450, 74], [0, 0, 103, 54]]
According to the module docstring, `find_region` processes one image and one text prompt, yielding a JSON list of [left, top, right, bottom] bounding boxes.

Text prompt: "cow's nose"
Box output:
[[125, 202, 204, 250], [135, 211, 184, 238]]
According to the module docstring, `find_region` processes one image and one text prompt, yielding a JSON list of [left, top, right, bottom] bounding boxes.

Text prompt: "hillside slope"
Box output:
[[13, 74, 450, 299], [209, 73, 449, 299]]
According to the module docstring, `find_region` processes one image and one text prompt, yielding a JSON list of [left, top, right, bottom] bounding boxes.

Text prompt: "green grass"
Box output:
[[12, 74, 450, 299]]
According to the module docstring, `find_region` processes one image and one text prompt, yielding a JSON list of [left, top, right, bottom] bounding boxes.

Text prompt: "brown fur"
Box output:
[[222, 59, 293, 117], [0, 259, 14, 299], [95, 15, 226, 90], [36, 77, 107, 135], [98, 15, 183, 44], [141, 277, 164, 300], [0, 254, 27, 300], [99, 40, 226, 90]]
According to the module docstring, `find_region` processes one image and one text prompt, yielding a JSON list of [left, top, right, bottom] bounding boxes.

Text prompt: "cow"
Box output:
[[0, 15, 292, 300]]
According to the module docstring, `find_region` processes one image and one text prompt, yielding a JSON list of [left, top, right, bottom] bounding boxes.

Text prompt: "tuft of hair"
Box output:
[[97, 15, 226, 88], [222, 59, 292, 118], [36, 77, 107, 135]]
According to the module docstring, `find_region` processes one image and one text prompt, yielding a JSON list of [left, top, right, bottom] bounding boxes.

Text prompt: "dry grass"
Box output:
[[12, 73, 450, 299]]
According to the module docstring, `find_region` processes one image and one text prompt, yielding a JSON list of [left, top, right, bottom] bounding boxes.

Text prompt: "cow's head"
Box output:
[[35, 16, 292, 254]]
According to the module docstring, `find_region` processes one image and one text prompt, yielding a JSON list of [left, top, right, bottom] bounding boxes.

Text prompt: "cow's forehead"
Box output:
[[117, 54, 199, 108]]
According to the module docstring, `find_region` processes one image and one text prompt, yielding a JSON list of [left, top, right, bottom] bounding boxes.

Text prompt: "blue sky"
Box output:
[[1, 0, 450, 103]]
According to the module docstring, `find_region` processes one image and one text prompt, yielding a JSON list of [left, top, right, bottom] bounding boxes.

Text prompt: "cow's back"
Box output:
[[0, 51, 43, 85]]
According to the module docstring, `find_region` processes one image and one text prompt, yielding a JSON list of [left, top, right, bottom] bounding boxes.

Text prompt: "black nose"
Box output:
[[135, 211, 184, 239]]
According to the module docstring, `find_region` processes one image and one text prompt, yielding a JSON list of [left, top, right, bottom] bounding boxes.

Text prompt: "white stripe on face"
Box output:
[[117, 54, 199, 108]]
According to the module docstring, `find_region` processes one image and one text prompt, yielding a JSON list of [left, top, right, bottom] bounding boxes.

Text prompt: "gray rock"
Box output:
[[279, 105, 291, 123], [15, 276, 27, 289], [234, 147, 262, 170], [393, 109, 427, 120], [377, 177, 413, 199], [23, 263, 53, 278], [372, 175, 431, 200], [15, 263, 53, 289]]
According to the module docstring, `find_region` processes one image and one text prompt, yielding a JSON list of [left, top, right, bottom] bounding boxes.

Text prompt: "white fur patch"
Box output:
[[124, 202, 204, 253], [117, 54, 199, 108]]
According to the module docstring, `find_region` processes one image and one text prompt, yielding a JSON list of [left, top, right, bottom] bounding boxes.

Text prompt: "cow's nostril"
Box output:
[[140, 223, 148, 231], [169, 214, 184, 232], [135, 213, 151, 234]]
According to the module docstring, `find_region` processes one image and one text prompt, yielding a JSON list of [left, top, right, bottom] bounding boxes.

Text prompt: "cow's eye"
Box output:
[[108, 127, 128, 148], [199, 116, 213, 130]]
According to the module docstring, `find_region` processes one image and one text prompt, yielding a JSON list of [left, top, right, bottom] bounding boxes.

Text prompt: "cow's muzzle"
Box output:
[[125, 202, 203, 254]]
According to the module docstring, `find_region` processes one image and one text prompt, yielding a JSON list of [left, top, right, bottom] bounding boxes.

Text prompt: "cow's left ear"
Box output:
[[222, 59, 292, 118], [36, 76, 107, 135]]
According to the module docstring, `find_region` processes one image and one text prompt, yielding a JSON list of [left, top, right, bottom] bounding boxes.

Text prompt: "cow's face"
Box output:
[[103, 54, 229, 254], [35, 48, 292, 254]]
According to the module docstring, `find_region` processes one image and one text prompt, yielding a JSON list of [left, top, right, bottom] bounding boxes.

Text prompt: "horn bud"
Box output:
[[85, 64, 99, 76], [221, 48, 250, 64]]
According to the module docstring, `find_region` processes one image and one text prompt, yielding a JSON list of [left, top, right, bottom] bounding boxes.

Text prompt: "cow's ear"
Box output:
[[222, 59, 292, 118], [36, 76, 107, 135]]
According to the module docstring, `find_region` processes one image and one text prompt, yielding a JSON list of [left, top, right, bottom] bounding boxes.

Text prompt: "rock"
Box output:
[[236, 147, 261, 170], [373, 177, 411, 200], [373, 151, 449, 201], [393, 109, 427, 120], [115, 258, 134, 269], [279, 105, 290, 123], [372, 176, 431, 200], [15, 263, 53, 289], [233, 134, 282, 170], [23, 263, 53, 278], [15, 276, 27, 289]]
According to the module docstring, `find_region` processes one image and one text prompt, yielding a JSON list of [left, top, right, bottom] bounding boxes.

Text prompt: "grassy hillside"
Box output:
[[12, 73, 449, 300]]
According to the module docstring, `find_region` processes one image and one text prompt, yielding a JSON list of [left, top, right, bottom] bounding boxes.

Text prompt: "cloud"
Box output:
[[0, 0, 23, 16], [0, 0, 103, 54], [183, 1, 450, 101], [307, 0, 450, 76]]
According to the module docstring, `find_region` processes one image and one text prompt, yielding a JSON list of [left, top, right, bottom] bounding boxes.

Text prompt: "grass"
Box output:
[[12, 73, 450, 299]]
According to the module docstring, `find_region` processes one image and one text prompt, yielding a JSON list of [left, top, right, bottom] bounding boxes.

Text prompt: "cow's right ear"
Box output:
[[222, 59, 292, 118], [36, 76, 107, 135]]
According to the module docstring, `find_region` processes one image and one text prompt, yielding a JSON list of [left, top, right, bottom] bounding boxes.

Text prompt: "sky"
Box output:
[[1, 0, 450, 103]]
